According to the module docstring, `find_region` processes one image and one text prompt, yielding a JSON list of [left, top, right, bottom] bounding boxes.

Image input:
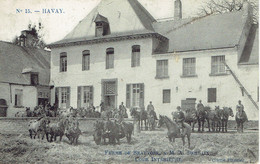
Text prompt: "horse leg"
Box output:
[[241, 123, 243, 133], [181, 137, 185, 147], [29, 130, 32, 139], [60, 135, 63, 141], [202, 120, 205, 132], [187, 134, 191, 148], [207, 119, 210, 132], [192, 122, 195, 132], [198, 120, 201, 132]]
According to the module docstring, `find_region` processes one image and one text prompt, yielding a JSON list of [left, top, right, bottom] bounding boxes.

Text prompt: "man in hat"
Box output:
[[175, 106, 185, 136], [147, 101, 158, 120], [236, 100, 247, 120]]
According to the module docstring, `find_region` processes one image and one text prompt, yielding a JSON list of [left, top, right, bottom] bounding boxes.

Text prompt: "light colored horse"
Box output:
[[158, 115, 191, 148], [28, 117, 48, 139]]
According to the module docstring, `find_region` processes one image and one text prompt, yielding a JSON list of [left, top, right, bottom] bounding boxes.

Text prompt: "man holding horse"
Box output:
[[175, 106, 185, 136], [147, 101, 158, 120]]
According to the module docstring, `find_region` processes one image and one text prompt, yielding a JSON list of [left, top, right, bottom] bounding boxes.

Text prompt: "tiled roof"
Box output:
[[0, 41, 50, 85], [50, 0, 156, 46], [153, 11, 245, 52]]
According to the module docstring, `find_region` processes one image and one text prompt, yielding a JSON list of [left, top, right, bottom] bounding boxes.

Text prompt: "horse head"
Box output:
[[228, 107, 234, 117], [158, 115, 164, 128]]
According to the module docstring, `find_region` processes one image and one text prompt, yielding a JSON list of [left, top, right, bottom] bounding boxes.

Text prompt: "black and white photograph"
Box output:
[[0, 0, 259, 163]]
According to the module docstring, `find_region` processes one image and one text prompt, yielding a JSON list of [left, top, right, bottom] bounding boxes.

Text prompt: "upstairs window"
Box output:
[[208, 88, 217, 103], [60, 52, 67, 72], [183, 58, 196, 76], [94, 14, 110, 37], [132, 45, 140, 67], [30, 73, 39, 85], [163, 89, 171, 103], [106, 48, 114, 69], [156, 60, 168, 78], [82, 50, 90, 71], [211, 56, 225, 74]]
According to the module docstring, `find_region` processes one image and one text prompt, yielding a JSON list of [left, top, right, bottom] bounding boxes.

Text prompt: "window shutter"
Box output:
[[55, 87, 59, 106], [90, 86, 93, 104], [140, 84, 144, 108], [126, 84, 131, 108], [66, 87, 70, 108], [77, 86, 81, 108]]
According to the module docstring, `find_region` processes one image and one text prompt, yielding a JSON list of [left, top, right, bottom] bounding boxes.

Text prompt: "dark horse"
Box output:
[[158, 115, 191, 148], [235, 109, 248, 133], [197, 106, 207, 132], [130, 107, 148, 130], [183, 108, 197, 132], [205, 106, 222, 132], [220, 107, 234, 132], [93, 120, 133, 145]]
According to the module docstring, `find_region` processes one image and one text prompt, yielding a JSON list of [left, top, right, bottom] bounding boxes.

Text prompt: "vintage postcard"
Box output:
[[0, 0, 259, 163]]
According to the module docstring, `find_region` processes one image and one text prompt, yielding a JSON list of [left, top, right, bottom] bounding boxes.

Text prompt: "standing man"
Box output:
[[197, 100, 204, 110], [175, 106, 185, 136], [100, 101, 104, 112], [119, 102, 127, 118]]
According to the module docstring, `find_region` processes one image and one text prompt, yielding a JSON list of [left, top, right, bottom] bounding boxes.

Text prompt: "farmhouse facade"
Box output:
[[0, 30, 50, 117], [48, 0, 259, 120]]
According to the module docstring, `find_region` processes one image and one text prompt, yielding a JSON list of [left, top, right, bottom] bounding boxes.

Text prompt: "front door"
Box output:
[[102, 79, 117, 110]]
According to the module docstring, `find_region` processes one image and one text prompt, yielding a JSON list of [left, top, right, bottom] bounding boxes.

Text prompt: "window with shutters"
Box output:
[[82, 50, 90, 71], [183, 58, 196, 76], [126, 83, 144, 108], [131, 45, 140, 67], [106, 48, 114, 69], [163, 89, 171, 103], [156, 60, 168, 79], [77, 86, 93, 108], [211, 56, 225, 74], [208, 88, 217, 103], [60, 52, 67, 72], [14, 89, 23, 107]]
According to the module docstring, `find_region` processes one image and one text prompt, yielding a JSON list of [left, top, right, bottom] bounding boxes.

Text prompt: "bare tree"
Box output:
[[198, 0, 258, 24], [12, 21, 46, 49]]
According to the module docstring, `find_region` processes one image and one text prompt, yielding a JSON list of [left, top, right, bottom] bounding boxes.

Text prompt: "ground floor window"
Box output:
[[14, 89, 23, 107], [163, 89, 171, 103], [77, 86, 93, 108], [126, 83, 144, 108], [55, 87, 70, 108], [208, 88, 217, 103]]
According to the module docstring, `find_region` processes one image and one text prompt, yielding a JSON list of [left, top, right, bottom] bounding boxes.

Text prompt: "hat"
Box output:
[[177, 106, 181, 110]]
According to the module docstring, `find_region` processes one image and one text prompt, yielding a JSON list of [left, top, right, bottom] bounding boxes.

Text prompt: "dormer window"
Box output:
[[94, 14, 110, 37], [31, 73, 39, 85]]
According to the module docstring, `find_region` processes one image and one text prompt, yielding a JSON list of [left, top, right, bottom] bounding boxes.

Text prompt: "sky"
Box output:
[[0, 0, 207, 44]]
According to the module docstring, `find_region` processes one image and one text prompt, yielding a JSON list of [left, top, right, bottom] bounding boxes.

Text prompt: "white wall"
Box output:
[[50, 40, 259, 120]]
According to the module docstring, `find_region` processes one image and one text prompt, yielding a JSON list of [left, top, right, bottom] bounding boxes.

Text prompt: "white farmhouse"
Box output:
[[48, 0, 259, 120]]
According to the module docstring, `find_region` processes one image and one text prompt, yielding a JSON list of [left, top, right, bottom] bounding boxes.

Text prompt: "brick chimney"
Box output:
[[174, 0, 182, 20]]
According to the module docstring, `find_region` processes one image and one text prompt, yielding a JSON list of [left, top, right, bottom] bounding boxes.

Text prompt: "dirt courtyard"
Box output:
[[0, 128, 258, 164]]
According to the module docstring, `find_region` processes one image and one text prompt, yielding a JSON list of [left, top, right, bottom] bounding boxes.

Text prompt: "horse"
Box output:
[[101, 110, 113, 120], [158, 115, 191, 148], [64, 116, 81, 145], [183, 108, 197, 132], [205, 106, 222, 132], [235, 109, 248, 133], [45, 118, 67, 142], [220, 107, 234, 132], [103, 120, 122, 145], [147, 110, 157, 130], [93, 120, 105, 145], [197, 106, 207, 132], [28, 116, 49, 139], [130, 107, 148, 130]]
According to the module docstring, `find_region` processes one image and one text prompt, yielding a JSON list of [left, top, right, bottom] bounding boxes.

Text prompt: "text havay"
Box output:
[[42, 8, 64, 14]]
